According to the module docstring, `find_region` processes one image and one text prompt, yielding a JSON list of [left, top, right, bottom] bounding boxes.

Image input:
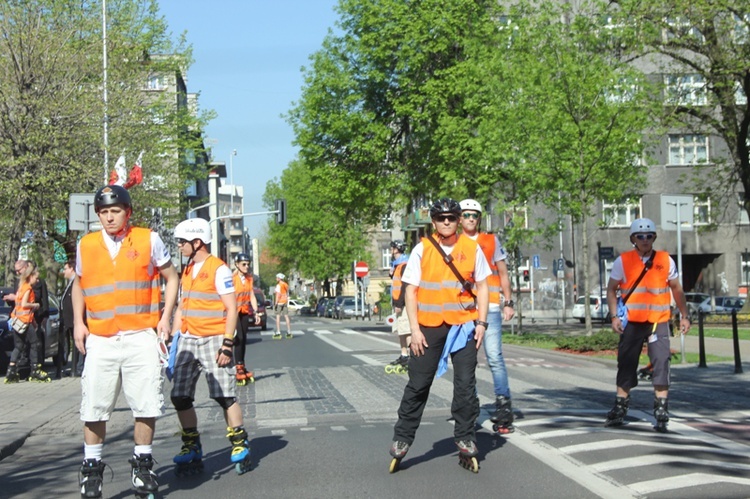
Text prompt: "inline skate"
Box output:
[[654, 397, 669, 433], [272, 331, 282, 340], [129, 453, 158, 499], [173, 429, 204, 476], [29, 364, 51, 383], [490, 395, 515, 434], [4, 365, 20, 384], [227, 426, 252, 474], [235, 363, 254, 386], [79, 458, 106, 498], [384, 355, 408, 374], [388, 440, 410, 473], [456, 439, 479, 473], [638, 363, 654, 381], [285, 331, 293, 339], [604, 395, 630, 427]]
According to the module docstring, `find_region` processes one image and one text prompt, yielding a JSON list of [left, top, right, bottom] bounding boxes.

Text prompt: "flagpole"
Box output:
[[102, 0, 109, 184]]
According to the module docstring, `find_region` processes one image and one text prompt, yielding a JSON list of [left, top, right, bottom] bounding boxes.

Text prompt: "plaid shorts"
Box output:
[[170, 334, 236, 400]]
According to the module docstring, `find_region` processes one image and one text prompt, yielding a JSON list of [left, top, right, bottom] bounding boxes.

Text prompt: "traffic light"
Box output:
[[275, 198, 286, 225], [523, 269, 530, 282]]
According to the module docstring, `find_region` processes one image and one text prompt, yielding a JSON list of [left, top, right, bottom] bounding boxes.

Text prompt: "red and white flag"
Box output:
[[108, 154, 127, 186], [124, 151, 144, 189]]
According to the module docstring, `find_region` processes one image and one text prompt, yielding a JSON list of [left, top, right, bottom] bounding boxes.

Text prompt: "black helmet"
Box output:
[[94, 185, 131, 213], [429, 197, 461, 219], [236, 253, 251, 263], [390, 240, 406, 253]]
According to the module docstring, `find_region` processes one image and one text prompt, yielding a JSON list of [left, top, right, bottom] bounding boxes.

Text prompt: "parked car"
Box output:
[[253, 288, 269, 331], [1, 287, 61, 374], [571, 295, 610, 323], [287, 299, 305, 314], [325, 299, 335, 318], [697, 296, 745, 315], [684, 292, 710, 321], [332, 295, 354, 319], [315, 297, 329, 317]]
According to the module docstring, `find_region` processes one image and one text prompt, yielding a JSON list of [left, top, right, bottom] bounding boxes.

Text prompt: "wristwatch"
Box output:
[[504, 299, 515, 308], [475, 320, 489, 328]]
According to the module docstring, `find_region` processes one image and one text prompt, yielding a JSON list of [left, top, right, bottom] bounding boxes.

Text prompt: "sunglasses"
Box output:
[[434, 215, 458, 223], [237, 262, 249, 266], [462, 212, 480, 220], [635, 234, 655, 241]]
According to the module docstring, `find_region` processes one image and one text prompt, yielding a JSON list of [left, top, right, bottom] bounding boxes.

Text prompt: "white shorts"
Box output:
[[80, 329, 165, 422], [392, 309, 411, 337]]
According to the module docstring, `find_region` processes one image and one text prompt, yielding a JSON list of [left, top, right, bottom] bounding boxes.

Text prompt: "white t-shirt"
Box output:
[[402, 240, 492, 287], [75, 229, 171, 276], [609, 251, 678, 283]]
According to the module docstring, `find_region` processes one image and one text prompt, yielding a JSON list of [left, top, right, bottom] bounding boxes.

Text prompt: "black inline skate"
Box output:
[[4, 365, 20, 384], [384, 355, 408, 374], [79, 458, 106, 498], [638, 363, 653, 381], [456, 439, 479, 473], [604, 395, 630, 427], [490, 395, 515, 434], [129, 453, 158, 499], [29, 364, 51, 383], [654, 397, 669, 433], [173, 428, 203, 476], [388, 440, 410, 473], [227, 426, 252, 474]]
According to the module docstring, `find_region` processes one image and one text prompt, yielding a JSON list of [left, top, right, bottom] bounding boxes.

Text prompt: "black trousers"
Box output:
[[234, 312, 251, 365], [10, 323, 39, 366], [393, 323, 479, 445]]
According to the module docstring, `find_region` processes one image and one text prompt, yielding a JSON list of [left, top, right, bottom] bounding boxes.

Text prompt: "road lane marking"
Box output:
[[313, 332, 352, 351], [628, 473, 750, 495]]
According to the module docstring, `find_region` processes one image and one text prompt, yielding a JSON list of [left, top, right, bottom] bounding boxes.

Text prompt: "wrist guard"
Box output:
[[222, 337, 234, 348], [219, 348, 233, 358]]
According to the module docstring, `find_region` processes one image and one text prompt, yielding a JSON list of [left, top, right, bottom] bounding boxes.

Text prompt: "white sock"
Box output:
[[84, 443, 103, 461], [134, 444, 152, 457]]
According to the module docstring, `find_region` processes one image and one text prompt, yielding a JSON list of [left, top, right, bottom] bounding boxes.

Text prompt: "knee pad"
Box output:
[[214, 397, 236, 410], [171, 396, 194, 412]]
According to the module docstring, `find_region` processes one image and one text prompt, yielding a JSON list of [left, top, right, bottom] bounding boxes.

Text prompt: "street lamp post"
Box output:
[[230, 149, 237, 216]]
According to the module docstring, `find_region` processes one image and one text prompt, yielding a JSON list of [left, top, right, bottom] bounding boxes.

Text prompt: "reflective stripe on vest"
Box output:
[[476, 233, 502, 306], [621, 250, 672, 323], [11, 283, 36, 324], [180, 255, 227, 336], [416, 236, 479, 327], [234, 273, 254, 314], [79, 227, 160, 337]]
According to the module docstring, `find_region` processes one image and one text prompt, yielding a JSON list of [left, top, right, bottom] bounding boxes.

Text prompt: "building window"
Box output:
[[736, 82, 747, 106], [146, 75, 166, 91], [663, 17, 704, 42], [664, 74, 707, 106], [693, 194, 711, 225], [742, 251, 750, 286], [669, 134, 708, 165], [381, 214, 393, 231], [504, 205, 528, 230], [740, 193, 750, 225], [603, 198, 641, 227], [734, 13, 750, 44], [382, 248, 392, 269]]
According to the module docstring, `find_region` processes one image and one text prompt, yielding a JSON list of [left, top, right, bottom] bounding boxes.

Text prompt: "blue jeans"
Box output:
[[483, 309, 510, 398]]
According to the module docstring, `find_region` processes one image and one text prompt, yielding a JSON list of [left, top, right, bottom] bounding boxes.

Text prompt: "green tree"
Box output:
[[613, 0, 750, 220], [0, 0, 209, 285]]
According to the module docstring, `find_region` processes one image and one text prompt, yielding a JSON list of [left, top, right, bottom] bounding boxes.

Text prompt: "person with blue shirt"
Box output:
[[385, 240, 411, 373]]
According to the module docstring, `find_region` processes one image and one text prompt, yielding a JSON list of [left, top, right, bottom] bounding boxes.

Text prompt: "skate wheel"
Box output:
[[248, 377, 255, 383], [235, 458, 252, 475], [459, 456, 479, 473], [384, 365, 394, 374], [389, 457, 400, 473]]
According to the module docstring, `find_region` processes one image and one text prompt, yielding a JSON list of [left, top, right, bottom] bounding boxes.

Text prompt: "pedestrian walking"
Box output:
[[384, 239, 411, 374], [605, 218, 691, 432], [169, 217, 253, 476], [273, 273, 292, 339], [56, 259, 79, 379], [72, 185, 179, 499], [232, 253, 260, 385], [389, 198, 490, 473], [459, 199, 516, 433]]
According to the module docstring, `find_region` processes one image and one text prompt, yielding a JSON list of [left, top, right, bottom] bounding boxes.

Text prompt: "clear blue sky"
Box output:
[[157, 0, 340, 236]]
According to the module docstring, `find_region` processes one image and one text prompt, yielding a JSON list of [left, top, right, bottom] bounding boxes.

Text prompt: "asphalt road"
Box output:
[[2, 314, 749, 498]]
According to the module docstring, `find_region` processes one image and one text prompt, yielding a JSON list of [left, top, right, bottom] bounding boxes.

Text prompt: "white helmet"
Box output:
[[630, 218, 656, 235], [175, 218, 212, 244], [276, 273, 285, 280], [459, 199, 482, 214]]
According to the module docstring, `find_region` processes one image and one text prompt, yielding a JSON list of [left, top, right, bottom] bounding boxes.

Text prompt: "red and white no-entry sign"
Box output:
[[355, 261, 369, 277]]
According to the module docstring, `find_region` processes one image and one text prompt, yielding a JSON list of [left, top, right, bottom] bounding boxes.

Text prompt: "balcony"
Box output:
[[400, 207, 431, 230]]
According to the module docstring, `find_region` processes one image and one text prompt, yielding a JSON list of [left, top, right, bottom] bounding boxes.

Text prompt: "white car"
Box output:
[[286, 299, 306, 313], [572, 295, 610, 323]]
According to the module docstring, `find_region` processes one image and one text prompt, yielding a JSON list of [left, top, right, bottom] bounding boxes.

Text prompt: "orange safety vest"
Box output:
[[180, 255, 227, 337], [475, 233, 502, 306], [79, 227, 160, 337], [392, 261, 407, 307], [233, 272, 254, 314], [621, 250, 672, 323], [11, 282, 35, 324], [276, 281, 289, 305], [416, 236, 479, 327]]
